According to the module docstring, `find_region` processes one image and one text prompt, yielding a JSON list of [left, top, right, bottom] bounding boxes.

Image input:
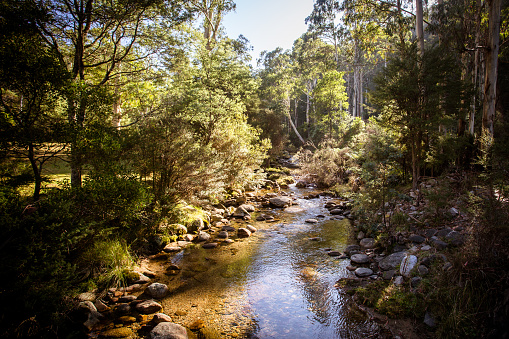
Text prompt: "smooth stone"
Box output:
[[163, 244, 181, 253], [218, 231, 228, 239], [268, 197, 292, 208], [431, 238, 448, 250], [118, 295, 137, 303], [344, 245, 361, 255], [327, 251, 342, 257], [147, 283, 169, 299], [136, 300, 163, 314], [330, 209, 343, 215], [379, 251, 407, 271], [151, 313, 173, 324], [409, 234, 425, 244], [351, 253, 370, 264], [246, 224, 257, 233], [233, 206, 250, 218], [101, 327, 134, 338], [421, 245, 431, 251], [400, 255, 418, 277], [197, 231, 211, 242], [78, 292, 96, 302], [150, 322, 188, 339], [360, 238, 375, 249], [357, 231, 365, 240], [424, 229, 438, 238], [94, 299, 110, 312], [117, 316, 137, 324], [222, 226, 236, 232], [305, 219, 318, 223], [237, 228, 252, 238], [354, 267, 373, 277], [202, 242, 218, 249], [115, 303, 131, 314]]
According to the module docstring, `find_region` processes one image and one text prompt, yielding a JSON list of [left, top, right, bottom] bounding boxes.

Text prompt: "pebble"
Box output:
[[305, 218, 318, 223], [136, 300, 163, 314]]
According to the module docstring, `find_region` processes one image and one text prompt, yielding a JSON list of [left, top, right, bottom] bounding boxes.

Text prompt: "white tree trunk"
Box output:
[[482, 0, 501, 137], [415, 0, 425, 55]]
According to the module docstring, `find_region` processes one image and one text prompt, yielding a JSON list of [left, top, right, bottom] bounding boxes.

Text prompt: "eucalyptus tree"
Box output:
[[313, 70, 349, 138], [188, 0, 236, 50], [32, 0, 190, 187], [258, 48, 306, 145]]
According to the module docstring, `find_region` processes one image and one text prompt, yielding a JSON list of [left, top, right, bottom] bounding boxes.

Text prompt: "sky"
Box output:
[[222, 0, 315, 67]]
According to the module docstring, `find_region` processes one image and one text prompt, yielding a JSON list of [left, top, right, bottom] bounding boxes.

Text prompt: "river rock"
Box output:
[[151, 313, 173, 325], [330, 209, 343, 215], [240, 204, 256, 212], [360, 238, 375, 249], [379, 251, 407, 271], [237, 228, 251, 238], [163, 244, 181, 253], [357, 231, 365, 240], [118, 295, 137, 303], [437, 227, 452, 238], [409, 234, 425, 244], [136, 300, 163, 314], [327, 251, 342, 257], [94, 299, 110, 312], [187, 219, 204, 233], [446, 230, 465, 246], [269, 197, 292, 208], [218, 231, 228, 239], [424, 229, 438, 238], [202, 242, 218, 249], [351, 253, 370, 264], [296, 180, 307, 188], [417, 265, 429, 275], [344, 245, 360, 256], [354, 267, 373, 277], [431, 237, 448, 250], [115, 303, 131, 314], [117, 316, 137, 324], [78, 292, 96, 302], [101, 327, 134, 338], [382, 270, 396, 280], [305, 218, 318, 223], [148, 283, 169, 299], [197, 231, 210, 242], [150, 322, 188, 339], [233, 206, 250, 218], [400, 254, 418, 277], [210, 214, 223, 223], [246, 225, 257, 233]]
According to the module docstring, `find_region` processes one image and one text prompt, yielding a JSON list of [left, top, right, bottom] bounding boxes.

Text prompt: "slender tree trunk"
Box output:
[[482, 0, 502, 137], [415, 0, 425, 55], [28, 143, 42, 201], [284, 96, 305, 144]]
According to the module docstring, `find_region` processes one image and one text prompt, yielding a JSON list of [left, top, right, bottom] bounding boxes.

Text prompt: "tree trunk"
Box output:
[[28, 143, 42, 201], [415, 0, 425, 55], [284, 96, 305, 144], [482, 0, 501, 137]]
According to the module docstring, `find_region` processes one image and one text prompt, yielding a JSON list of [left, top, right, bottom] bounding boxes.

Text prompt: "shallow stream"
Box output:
[[156, 185, 382, 338]]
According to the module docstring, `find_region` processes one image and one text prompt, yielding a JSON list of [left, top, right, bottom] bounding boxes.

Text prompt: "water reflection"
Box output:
[[241, 193, 380, 338]]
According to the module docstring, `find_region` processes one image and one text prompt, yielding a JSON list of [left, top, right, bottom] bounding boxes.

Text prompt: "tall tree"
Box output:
[[189, 0, 236, 50], [34, 0, 190, 187]]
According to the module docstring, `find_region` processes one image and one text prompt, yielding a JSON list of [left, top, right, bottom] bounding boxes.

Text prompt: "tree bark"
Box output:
[[284, 96, 305, 144], [415, 0, 425, 55], [482, 0, 502, 137]]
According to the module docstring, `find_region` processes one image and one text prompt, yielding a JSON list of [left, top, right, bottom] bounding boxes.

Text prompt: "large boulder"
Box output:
[[269, 197, 292, 208], [150, 322, 188, 339], [379, 251, 407, 271]]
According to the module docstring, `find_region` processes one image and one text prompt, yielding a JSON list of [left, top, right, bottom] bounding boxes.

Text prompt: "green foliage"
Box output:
[[81, 239, 137, 288], [297, 141, 357, 187]]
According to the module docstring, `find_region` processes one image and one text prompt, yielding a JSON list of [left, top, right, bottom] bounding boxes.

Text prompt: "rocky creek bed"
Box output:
[[76, 176, 471, 339]]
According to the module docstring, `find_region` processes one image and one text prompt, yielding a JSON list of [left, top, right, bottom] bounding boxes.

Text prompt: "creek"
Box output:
[[149, 183, 383, 338]]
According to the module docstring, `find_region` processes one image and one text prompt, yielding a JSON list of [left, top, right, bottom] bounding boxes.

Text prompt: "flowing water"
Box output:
[[157, 184, 382, 338]]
